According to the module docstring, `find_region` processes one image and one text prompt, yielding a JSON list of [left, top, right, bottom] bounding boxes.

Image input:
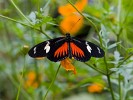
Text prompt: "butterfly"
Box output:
[[28, 33, 104, 62]]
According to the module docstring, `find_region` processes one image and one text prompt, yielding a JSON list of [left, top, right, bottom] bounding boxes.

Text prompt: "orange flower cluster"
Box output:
[[61, 58, 77, 74], [58, 0, 88, 35], [24, 71, 42, 89], [87, 83, 104, 93]]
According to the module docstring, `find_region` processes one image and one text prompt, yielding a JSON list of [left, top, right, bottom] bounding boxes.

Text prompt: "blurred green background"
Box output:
[[0, 0, 133, 100]]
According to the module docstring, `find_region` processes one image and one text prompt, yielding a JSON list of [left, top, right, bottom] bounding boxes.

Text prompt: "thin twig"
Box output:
[[16, 56, 26, 100], [109, 53, 133, 75], [104, 54, 115, 100], [66, 0, 103, 47], [43, 64, 61, 100], [10, 0, 32, 25], [85, 63, 106, 75], [0, 14, 52, 39]]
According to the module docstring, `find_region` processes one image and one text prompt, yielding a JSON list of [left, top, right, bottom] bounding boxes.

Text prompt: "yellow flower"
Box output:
[[58, 0, 87, 35], [88, 83, 104, 93], [24, 71, 42, 89], [61, 58, 77, 74]]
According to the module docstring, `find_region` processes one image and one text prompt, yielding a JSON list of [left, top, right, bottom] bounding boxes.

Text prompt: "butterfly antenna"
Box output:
[[69, 17, 81, 33]]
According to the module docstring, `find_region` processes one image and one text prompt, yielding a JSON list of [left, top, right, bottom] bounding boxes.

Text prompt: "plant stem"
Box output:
[[117, 0, 122, 99], [39, 26, 52, 39], [43, 64, 61, 100], [0, 15, 32, 27], [107, 74, 115, 100], [103, 50, 114, 99], [10, 0, 32, 25], [16, 56, 26, 100], [0, 14, 52, 39], [118, 74, 122, 100], [66, 0, 103, 47], [85, 63, 106, 75], [5, 71, 32, 100], [104, 56, 115, 100], [116, 0, 133, 41], [117, 0, 122, 51], [104, 53, 115, 99], [109, 53, 133, 75]]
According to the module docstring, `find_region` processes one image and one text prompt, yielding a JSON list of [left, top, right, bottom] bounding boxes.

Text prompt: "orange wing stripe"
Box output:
[[54, 42, 68, 57], [70, 42, 85, 57]]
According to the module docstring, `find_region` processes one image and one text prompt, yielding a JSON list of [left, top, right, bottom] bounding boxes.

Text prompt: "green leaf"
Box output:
[[28, 12, 36, 24], [108, 42, 121, 49], [126, 48, 133, 53], [34, 16, 53, 27]]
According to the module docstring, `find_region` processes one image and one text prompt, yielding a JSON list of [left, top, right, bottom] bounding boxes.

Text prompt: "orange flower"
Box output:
[[58, 0, 88, 35], [75, 0, 88, 12], [88, 83, 104, 93], [61, 58, 77, 74], [27, 71, 36, 81], [24, 71, 42, 89], [60, 14, 83, 35], [58, 0, 87, 16], [58, 4, 76, 16]]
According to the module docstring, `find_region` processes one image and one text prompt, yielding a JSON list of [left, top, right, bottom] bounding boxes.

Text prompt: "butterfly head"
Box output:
[[65, 33, 72, 41], [66, 33, 70, 37]]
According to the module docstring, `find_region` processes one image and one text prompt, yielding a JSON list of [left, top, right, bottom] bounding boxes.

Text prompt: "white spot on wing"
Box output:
[[34, 47, 36, 54], [97, 47, 101, 54], [86, 42, 92, 53], [44, 41, 50, 53]]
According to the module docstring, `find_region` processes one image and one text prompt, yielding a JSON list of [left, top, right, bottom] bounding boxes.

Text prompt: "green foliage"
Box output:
[[0, 0, 133, 100]]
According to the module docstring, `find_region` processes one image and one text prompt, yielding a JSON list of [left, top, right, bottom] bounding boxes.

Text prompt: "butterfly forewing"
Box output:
[[28, 41, 48, 58], [28, 37, 65, 59]]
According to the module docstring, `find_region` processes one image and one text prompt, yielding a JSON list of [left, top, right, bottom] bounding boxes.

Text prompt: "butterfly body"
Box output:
[[28, 33, 104, 62]]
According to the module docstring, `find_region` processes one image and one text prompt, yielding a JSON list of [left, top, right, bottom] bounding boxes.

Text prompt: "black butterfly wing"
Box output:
[[28, 37, 69, 62], [71, 37, 104, 62], [28, 37, 64, 58], [70, 38, 91, 62], [28, 41, 49, 58], [86, 41, 104, 58]]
